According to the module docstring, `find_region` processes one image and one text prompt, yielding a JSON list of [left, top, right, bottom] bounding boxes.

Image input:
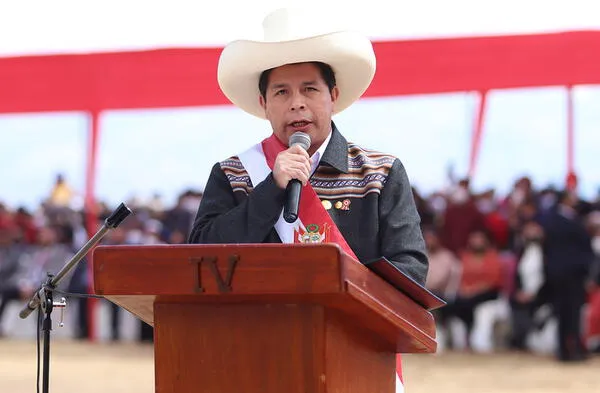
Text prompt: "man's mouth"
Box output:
[[289, 121, 311, 128]]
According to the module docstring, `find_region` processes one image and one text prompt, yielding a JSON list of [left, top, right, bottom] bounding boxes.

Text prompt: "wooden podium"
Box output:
[[93, 244, 437, 393]]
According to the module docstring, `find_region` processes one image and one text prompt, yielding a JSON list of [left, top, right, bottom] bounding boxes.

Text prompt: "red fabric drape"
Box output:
[[1, 31, 599, 114]]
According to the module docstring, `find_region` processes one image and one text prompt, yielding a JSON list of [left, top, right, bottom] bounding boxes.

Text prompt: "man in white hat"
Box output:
[[189, 8, 429, 391]]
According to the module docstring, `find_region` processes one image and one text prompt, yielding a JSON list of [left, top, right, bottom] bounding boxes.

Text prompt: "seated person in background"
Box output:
[[423, 227, 461, 345], [13, 226, 74, 302], [446, 229, 504, 349], [424, 227, 461, 301], [509, 220, 548, 350], [0, 227, 23, 336]]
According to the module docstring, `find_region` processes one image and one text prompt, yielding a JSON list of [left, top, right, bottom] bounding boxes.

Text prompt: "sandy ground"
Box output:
[[0, 339, 598, 393]]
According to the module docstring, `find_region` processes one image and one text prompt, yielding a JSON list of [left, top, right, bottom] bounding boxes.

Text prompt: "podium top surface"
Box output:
[[93, 243, 436, 353]]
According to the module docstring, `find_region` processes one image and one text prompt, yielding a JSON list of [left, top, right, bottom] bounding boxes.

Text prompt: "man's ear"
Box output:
[[259, 95, 266, 111], [330, 86, 340, 103]]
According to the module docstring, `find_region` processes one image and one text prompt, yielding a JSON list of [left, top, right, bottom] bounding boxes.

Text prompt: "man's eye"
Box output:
[[275, 89, 286, 95]]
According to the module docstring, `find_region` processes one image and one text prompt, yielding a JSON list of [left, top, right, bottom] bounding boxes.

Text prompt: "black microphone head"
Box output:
[[105, 202, 133, 228], [289, 132, 311, 151]]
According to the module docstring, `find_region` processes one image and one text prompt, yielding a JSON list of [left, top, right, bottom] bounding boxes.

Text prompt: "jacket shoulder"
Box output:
[[347, 143, 397, 171], [312, 143, 399, 198], [218, 156, 253, 194]]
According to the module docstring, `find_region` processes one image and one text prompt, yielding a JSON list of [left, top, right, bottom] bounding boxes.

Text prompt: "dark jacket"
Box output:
[[541, 205, 594, 282], [188, 125, 429, 285]]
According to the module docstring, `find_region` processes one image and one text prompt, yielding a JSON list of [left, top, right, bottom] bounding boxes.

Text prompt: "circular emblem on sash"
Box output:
[[294, 222, 332, 244], [306, 224, 320, 233]]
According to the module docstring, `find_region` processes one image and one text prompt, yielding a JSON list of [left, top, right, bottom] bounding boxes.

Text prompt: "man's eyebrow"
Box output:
[[270, 81, 318, 90], [270, 83, 288, 90]]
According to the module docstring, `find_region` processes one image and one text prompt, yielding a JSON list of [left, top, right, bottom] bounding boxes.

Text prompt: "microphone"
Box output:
[[283, 131, 311, 223]]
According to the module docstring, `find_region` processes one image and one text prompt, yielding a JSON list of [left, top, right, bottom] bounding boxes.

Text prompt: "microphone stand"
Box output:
[[19, 202, 132, 393]]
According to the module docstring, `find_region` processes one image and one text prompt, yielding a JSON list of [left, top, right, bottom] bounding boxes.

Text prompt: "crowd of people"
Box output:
[[0, 174, 203, 341], [419, 176, 600, 361], [1, 174, 599, 361]]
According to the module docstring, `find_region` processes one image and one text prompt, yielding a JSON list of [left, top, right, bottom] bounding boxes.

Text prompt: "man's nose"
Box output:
[[289, 91, 306, 111]]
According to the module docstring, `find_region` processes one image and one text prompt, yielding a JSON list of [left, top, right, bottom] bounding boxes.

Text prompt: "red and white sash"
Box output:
[[237, 133, 404, 392]]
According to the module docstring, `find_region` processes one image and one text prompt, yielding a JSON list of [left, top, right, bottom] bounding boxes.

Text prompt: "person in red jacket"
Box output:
[[445, 229, 504, 349]]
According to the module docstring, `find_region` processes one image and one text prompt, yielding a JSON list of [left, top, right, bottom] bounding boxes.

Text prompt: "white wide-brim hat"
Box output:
[[217, 8, 377, 119]]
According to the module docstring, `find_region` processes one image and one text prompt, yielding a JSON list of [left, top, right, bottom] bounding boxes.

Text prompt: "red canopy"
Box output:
[[2, 30, 599, 113]]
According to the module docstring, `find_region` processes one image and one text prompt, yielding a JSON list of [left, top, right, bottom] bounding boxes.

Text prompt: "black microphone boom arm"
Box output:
[[19, 202, 132, 320]]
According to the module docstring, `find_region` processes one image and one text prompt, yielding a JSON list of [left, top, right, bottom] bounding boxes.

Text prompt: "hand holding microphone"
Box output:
[[272, 132, 312, 189], [272, 132, 312, 223]]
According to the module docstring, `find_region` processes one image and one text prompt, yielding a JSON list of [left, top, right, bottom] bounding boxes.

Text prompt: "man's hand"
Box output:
[[272, 145, 311, 189]]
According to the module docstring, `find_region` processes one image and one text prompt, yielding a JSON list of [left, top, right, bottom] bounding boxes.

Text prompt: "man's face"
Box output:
[[259, 62, 339, 155], [37, 227, 56, 246], [468, 231, 489, 253]]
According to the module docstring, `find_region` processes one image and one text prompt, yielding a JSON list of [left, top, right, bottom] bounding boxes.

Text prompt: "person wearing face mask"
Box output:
[[440, 180, 487, 255], [508, 221, 548, 351], [477, 191, 510, 251], [444, 229, 504, 349], [423, 228, 461, 349]]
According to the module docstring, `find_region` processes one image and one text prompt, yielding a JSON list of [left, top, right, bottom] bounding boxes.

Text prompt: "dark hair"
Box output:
[[258, 61, 336, 100], [469, 227, 496, 247]]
